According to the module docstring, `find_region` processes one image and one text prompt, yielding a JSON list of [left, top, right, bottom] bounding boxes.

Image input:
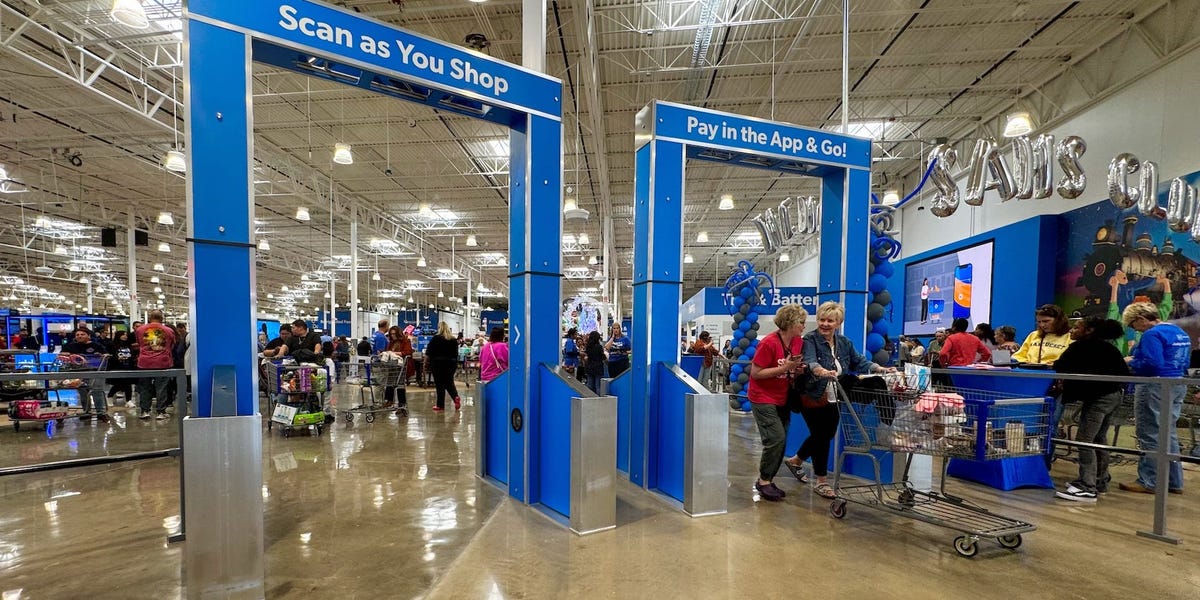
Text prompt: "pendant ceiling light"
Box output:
[[333, 142, 354, 165], [163, 150, 186, 173], [295, 206, 311, 221], [588, 255, 598, 265], [157, 242, 171, 253], [779, 252, 791, 262], [257, 239, 270, 251], [882, 190, 900, 206], [696, 230, 709, 243], [1003, 111, 1035, 138], [53, 245, 68, 256], [563, 197, 590, 221], [438, 290, 444, 298], [157, 211, 175, 225], [417, 256, 427, 268], [372, 272, 381, 281], [153, 263, 165, 272], [418, 202, 434, 217], [466, 234, 478, 247], [683, 253, 694, 264], [718, 194, 734, 210], [150, 276, 160, 284], [111, 0, 149, 29], [578, 232, 590, 245]]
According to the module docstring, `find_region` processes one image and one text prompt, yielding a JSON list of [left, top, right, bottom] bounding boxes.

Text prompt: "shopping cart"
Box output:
[[3, 350, 72, 432], [342, 358, 406, 423], [265, 362, 329, 437], [829, 379, 1048, 558], [54, 353, 109, 421]]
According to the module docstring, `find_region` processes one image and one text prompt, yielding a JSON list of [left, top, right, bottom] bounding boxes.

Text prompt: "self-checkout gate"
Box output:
[[625, 100, 871, 515], [182, 1, 578, 596]]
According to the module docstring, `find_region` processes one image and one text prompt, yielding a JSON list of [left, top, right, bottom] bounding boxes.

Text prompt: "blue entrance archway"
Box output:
[[628, 101, 872, 514], [183, 1, 568, 595]]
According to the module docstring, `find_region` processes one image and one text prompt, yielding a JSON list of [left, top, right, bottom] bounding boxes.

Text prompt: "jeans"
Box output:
[[138, 377, 172, 414], [586, 373, 602, 394], [1071, 391, 1122, 492], [1045, 395, 1066, 468], [699, 365, 713, 391], [1135, 383, 1185, 491], [79, 385, 107, 415], [795, 402, 840, 477], [751, 403, 790, 481]]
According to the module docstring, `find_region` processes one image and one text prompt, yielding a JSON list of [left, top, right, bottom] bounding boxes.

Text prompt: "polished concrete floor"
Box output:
[[0, 383, 1197, 599]]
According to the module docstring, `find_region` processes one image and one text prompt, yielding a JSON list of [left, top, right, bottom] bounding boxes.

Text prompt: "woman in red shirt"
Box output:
[[939, 318, 992, 366], [747, 304, 808, 502]]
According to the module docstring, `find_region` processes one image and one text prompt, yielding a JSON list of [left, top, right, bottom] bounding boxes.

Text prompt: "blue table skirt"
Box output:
[[947, 368, 1055, 490]]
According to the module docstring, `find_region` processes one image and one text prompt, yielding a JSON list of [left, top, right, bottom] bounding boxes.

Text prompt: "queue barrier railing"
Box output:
[[0, 367, 189, 543], [930, 367, 1199, 545]]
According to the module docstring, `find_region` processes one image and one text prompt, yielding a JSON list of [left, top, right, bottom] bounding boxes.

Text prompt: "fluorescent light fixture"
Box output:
[[295, 207, 310, 221], [333, 142, 354, 165], [372, 272, 381, 281], [779, 252, 791, 262], [882, 190, 900, 206], [150, 276, 160, 284], [257, 239, 270, 251], [1003, 111, 1034, 138], [157, 211, 175, 225], [466, 235, 478, 247], [163, 150, 186, 172], [417, 256, 427, 268], [418, 203, 433, 217], [157, 242, 170, 253], [111, 0, 149, 29], [696, 230, 709, 243], [718, 194, 734, 210], [578, 233, 590, 245], [683, 253, 694, 264]]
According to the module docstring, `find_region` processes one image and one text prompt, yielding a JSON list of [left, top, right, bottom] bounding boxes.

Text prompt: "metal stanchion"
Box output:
[[1137, 380, 1180, 544], [170, 369, 188, 543]]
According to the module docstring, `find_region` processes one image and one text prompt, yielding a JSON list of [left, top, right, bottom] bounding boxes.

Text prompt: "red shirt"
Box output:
[[939, 331, 992, 367], [748, 332, 803, 406], [135, 323, 177, 370]]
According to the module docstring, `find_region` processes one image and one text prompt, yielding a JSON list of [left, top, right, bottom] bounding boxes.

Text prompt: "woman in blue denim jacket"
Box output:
[[783, 301, 892, 499]]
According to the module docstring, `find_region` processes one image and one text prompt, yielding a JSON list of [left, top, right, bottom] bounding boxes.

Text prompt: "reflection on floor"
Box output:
[[0, 387, 1197, 599]]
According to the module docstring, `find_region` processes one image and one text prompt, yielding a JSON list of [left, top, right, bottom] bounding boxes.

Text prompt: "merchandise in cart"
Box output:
[[828, 372, 1049, 558], [3, 349, 72, 432], [265, 362, 330, 437], [342, 357, 407, 423]]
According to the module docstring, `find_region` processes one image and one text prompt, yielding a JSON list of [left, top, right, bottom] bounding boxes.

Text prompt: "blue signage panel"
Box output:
[[706, 286, 818, 316], [188, 0, 561, 118], [652, 101, 871, 170]]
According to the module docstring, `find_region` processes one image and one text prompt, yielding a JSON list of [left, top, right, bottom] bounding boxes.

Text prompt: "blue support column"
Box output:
[[631, 138, 685, 490], [818, 168, 870, 348], [186, 21, 256, 418], [507, 113, 562, 504]]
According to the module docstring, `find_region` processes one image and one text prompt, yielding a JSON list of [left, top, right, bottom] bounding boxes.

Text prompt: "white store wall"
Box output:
[[898, 45, 1200, 258]]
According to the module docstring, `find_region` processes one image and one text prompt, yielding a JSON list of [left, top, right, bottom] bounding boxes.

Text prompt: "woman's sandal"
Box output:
[[814, 482, 837, 499], [784, 461, 810, 484]]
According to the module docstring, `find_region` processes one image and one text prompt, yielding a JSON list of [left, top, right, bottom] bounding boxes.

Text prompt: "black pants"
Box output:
[[107, 378, 134, 399], [432, 364, 459, 409], [795, 402, 840, 477], [920, 298, 929, 322], [608, 357, 629, 378], [384, 386, 406, 407]]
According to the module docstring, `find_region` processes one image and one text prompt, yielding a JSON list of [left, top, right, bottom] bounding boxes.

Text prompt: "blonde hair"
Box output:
[[816, 301, 845, 323], [436, 321, 455, 340], [773, 304, 809, 331], [1121, 302, 1159, 328]]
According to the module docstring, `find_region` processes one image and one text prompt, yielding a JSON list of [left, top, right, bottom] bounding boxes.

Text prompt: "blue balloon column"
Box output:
[[724, 261, 775, 412], [867, 205, 903, 366]]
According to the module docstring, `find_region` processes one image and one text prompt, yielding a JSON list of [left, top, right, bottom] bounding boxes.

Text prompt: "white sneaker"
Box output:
[[155, 412, 170, 421], [1055, 483, 1097, 503]]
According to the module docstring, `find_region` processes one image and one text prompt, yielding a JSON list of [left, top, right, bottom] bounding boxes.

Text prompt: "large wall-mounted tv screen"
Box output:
[[903, 240, 994, 336]]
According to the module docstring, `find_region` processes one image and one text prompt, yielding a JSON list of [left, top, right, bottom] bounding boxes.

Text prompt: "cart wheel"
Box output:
[[57, 418, 65, 425], [897, 488, 916, 508], [365, 413, 375, 423], [344, 413, 354, 423], [268, 421, 273, 431], [829, 500, 847, 519], [997, 534, 1022, 550], [283, 429, 291, 438], [953, 536, 979, 558], [12, 422, 19, 432], [316, 425, 324, 436]]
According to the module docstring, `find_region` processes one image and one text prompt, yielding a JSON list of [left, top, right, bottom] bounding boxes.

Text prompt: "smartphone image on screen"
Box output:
[[953, 264, 973, 320]]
